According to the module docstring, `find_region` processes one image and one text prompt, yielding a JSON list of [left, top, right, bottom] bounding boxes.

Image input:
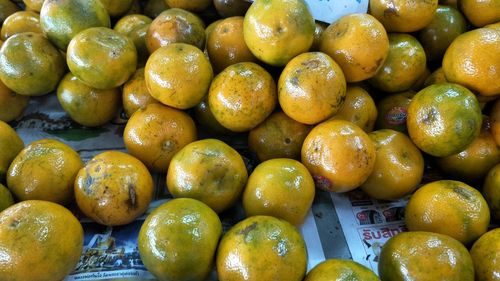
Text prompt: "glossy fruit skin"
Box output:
[[0, 183, 14, 212], [57, 72, 121, 127], [378, 231, 474, 281], [216, 215, 307, 281], [167, 139, 248, 213], [369, 33, 427, 93], [0, 32, 66, 96], [405, 180, 490, 245], [310, 21, 327, 52], [329, 86, 377, 132], [278, 52, 347, 125], [145, 43, 213, 109], [40, 0, 111, 50], [114, 14, 152, 65], [319, 13, 389, 82], [470, 228, 500, 281], [458, 0, 500, 27], [7, 139, 83, 205], [243, 0, 315, 67], [209, 62, 277, 132], [243, 158, 315, 226], [138, 198, 222, 281], [301, 119, 376, 193], [114, 14, 152, 35], [443, 28, 500, 97], [1, 11, 41, 40], [146, 8, 205, 53], [0, 200, 84, 281], [74, 151, 154, 226], [407, 83, 482, 157], [305, 259, 380, 281], [248, 111, 311, 161], [122, 67, 160, 118], [0, 80, 28, 122], [483, 163, 500, 221], [374, 91, 414, 133], [360, 129, 424, 200], [67, 27, 137, 90], [369, 0, 438, 32], [418, 5, 467, 63], [0, 120, 23, 183], [123, 103, 197, 173]]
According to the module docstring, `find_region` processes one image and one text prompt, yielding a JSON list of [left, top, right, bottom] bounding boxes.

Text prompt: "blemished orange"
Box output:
[[242, 158, 315, 226], [470, 228, 500, 281], [319, 13, 389, 82], [443, 28, 500, 97], [216, 215, 307, 281], [122, 67, 160, 118], [0, 120, 24, 183], [483, 163, 500, 221], [369, 33, 427, 93], [378, 231, 474, 281], [407, 83, 482, 157], [145, 43, 213, 109], [405, 180, 490, 245], [458, 0, 500, 27], [0, 200, 84, 281], [243, 0, 315, 66], [1, 11, 41, 40], [360, 129, 424, 200], [74, 150, 154, 226], [138, 198, 222, 281], [305, 259, 380, 281], [369, 0, 438, 32], [207, 16, 256, 73], [208, 62, 277, 132], [0, 80, 28, 122], [492, 98, 500, 146], [248, 111, 312, 161], [278, 52, 347, 125], [301, 119, 376, 193], [57, 72, 121, 127], [374, 91, 414, 133], [123, 103, 197, 173], [7, 139, 83, 205], [329, 86, 377, 132], [166, 139, 248, 213]]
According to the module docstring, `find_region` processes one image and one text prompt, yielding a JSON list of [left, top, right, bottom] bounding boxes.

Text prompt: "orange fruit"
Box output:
[[166, 138, 248, 213], [405, 180, 490, 245], [23, 0, 43, 12], [113, 14, 152, 65], [7, 138, 83, 205], [319, 13, 389, 82], [0, 183, 13, 212], [208, 62, 277, 132], [99, 0, 134, 17], [0, 80, 28, 122], [138, 198, 222, 281], [378, 231, 474, 281], [74, 150, 154, 226], [242, 158, 315, 226], [144, 0, 169, 19], [443, 28, 500, 97], [278, 52, 347, 125], [57, 72, 121, 127], [436, 117, 500, 184], [145, 43, 213, 109], [193, 96, 232, 135], [0, 200, 84, 281], [369, 0, 438, 32], [305, 259, 380, 281], [40, 0, 111, 50], [360, 129, 424, 200], [329, 86, 377, 132], [483, 163, 500, 221], [407, 83, 482, 157], [114, 14, 152, 35], [301, 119, 376, 193], [369, 33, 427, 93], [248, 111, 311, 161], [207, 16, 256, 73], [374, 91, 414, 133], [0, 120, 23, 183], [418, 5, 467, 63], [123, 103, 197, 173], [0, 32, 66, 96], [122, 67, 160, 118], [0, 0, 20, 25], [470, 228, 500, 281], [243, 0, 315, 66], [458, 0, 500, 27], [145, 8, 205, 53], [67, 27, 137, 90], [423, 67, 448, 87], [214, 0, 251, 18], [491, 98, 500, 146], [165, 0, 212, 12], [216, 215, 307, 281], [1, 11, 41, 40]]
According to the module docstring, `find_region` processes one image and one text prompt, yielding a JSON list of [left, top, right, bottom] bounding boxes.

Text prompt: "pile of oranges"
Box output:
[[0, 0, 499, 280]]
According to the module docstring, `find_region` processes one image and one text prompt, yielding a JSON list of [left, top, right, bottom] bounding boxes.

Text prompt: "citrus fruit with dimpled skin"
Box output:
[[458, 0, 500, 27], [122, 67, 160, 118], [305, 259, 380, 281], [329, 86, 377, 132], [0, 120, 23, 183], [369, 0, 438, 32], [470, 228, 500, 280], [243, 0, 315, 67], [1, 11, 42, 40]]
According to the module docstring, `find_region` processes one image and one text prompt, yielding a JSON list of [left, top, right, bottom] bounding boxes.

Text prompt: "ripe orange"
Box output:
[[0, 120, 24, 183], [458, 0, 500, 27], [0, 80, 28, 122], [305, 259, 380, 281], [122, 67, 160, 118], [301, 119, 376, 193], [405, 180, 490, 245], [369, 0, 438, 32], [374, 91, 414, 133], [483, 163, 500, 221], [329, 86, 377, 132], [113, 14, 152, 65], [1, 11, 41, 40], [470, 228, 500, 281]]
